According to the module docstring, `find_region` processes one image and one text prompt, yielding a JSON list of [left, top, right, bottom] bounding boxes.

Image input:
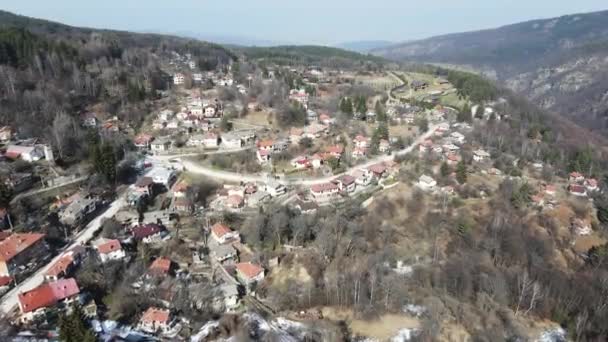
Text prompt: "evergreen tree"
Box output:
[[458, 104, 472, 123], [474, 105, 484, 119], [456, 161, 467, 184], [339, 97, 353, 115], [0, 182, 13, 208], [415, 117, 429, 132], [59, 305, 96, 342], [355, 96, 367, 115], [440, 161, 450, 178], [375, 100, 387, 122]]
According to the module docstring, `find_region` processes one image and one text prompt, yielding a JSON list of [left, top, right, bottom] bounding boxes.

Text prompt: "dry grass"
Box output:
[[321, 307, 420, 341]]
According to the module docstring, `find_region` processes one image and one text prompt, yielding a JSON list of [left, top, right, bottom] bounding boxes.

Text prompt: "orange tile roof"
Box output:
[[96, 239, 122, 255], [0, 233, 45, 262], [140, 307, 170, 324], [18, 278, 80, 313], [257, 139, 274, 148], [45, 254, 75, 278], [211, 223, 232, 238], [149, 257, 171, 275], [236, 262, 264, 280]]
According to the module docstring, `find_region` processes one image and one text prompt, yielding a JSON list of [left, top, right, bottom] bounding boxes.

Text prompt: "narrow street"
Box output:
[[0, 194, 128, 315]]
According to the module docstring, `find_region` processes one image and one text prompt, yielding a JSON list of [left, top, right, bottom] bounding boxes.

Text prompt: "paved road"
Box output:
[[0, 194, 128, 315], [169, 124, 438, 187]]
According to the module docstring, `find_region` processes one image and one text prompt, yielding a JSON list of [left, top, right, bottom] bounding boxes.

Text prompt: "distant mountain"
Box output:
[[334, 40, 395, 53], [161, 31, 292, 47], [373, 10, 608, 134]]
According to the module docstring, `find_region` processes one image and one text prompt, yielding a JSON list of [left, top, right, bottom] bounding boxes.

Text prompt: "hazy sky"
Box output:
[[0, 0, 606, 44]]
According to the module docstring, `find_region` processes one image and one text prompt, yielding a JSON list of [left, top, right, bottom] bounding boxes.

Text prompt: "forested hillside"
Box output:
[[241, 45, 387, 69], [0, 10, 234, 161]]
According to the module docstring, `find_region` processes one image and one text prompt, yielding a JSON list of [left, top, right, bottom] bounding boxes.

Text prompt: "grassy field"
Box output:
[[321, 307, 420, 341]]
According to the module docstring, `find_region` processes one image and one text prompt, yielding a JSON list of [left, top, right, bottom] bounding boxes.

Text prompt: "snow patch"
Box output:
[[391, 328, 420, 341]]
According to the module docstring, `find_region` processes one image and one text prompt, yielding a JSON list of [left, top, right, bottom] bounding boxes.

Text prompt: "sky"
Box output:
[[0, 0, 607, 45]]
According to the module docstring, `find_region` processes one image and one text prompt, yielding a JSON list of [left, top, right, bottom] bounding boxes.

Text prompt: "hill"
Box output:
[[0, 10, 235, 161], [373, 10, 608, 135], [334, 40, 395, 53], [240, 45, 388, 68]]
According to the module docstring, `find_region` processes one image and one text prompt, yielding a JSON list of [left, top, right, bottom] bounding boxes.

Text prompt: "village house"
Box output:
[[311, 182, 340, 201], [569, 172, 585, 183], [80, 113, 98, 129], [211, 223, 241, 245], [5, 172, 34, 193], [132, 224, 166, 244], [217, 284, 240, 310], [221, 133, 243, 149], [293, 199, 319, 214], [368, 163, 388, 179], [148, 257, 173, 277], [94, 239, 126, 263], [5, 145, 44, 162], [544, 184, 557, 196], [148, 167, 177, 188], [410, 80, 428, 91], [134, 134, 155, 149], [264, 180, 287, 197], [186, 134, 205, 147], [210, 244, 238, 263], [235, 262, 265, 285], [352, 147, 367, 160], [158, 110, 174, 122], [446, 153, 461, 166], [352, 169, 373, 186], [568, 184, 587, 197], [291, 156, 311, 170], [333, 175, 357, 193], [419, 139, 434, 154], [0, 276, 13, 295], [173, 73, 185, 85], [585, 178, 599, 192], [311, 152, 333, 169], [306, 109, 318, 122], [0, 126, 13, 141], [417, 175, 437, 191], [379, 139, 391, 153], [473, 149, 491, 162], [289, 89, 309, 108], [303, 123, 329, 140], [0, 233, 47, 277], [353, 135, 370, 149], [139, 307, 172, 334], [18, 278, 80, 322], [59, 195, 98, 226], [450, 132, 466, 144], [289, 128, 304, 144], [226, 194, 245, 209], [150, 138, 172, 154], [172, 181, 189, 198], [325, 145, 344, 159], [203, 104, 219, 118], [442, 143, 460, 153], [173, 197, 194, 213], [44, 248, 85, 283]]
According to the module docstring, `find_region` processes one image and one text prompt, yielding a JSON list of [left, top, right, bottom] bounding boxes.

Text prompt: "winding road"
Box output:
[[160, 124, 439, 187]]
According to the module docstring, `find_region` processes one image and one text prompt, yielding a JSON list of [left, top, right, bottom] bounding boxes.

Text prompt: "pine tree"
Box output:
[[456, 161, 467, 184], [0, 182, 13, 208], [440, 161, 450, 178], [375, 100, 387, 122], [59, 305, 96, 342]]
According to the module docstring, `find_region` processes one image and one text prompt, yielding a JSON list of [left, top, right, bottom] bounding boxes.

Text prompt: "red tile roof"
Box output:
[[236, 262, 264, 280], [311, 182, 338, 193], [18, 278, 80, 313], [227, 194, 244, 207], [0, 276, 13, 287], [336, 175, 356, 186], [368, 163, 387, 175], [132, 224, 163, 240], [211, 223, 232, 238], [0, 233, 45, 262], [96, 239, 122, 255], [140, 307, 170, 324], [45, 254, 75, 278], [149, 257, 171, 275], [325, 145, 344, 155]]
